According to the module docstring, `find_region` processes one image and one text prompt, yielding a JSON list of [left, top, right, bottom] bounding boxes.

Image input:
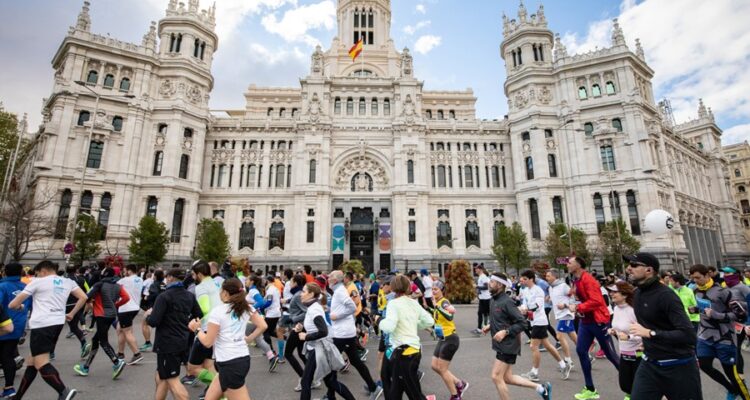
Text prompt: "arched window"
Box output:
[[291, 108, 298, 117], [267, 108, 274, 116], [309, 159, 317, 183], [517, 47, 523, 64], [80, 190, 93, 215], [103, 74, 115, 88], [600, 145, 616, 171], [152, 151, 163, 176], [431, 166, 436, 187], [86, 141, 104, 169], [217, 164, 228, 187], [594, 193, 605, 233], [529, 199, 540, 239], [548, 154, 557, 177], [383, 98, 390, 116], [578, 86, 588, 99], [346, 98, 354, 115], [426, 110, 432, 119], [525, 157, 534, 180], [287, 164, 292, 188], [612, 118, 623, 132], [279, 108, 286, 118], [437, 221, 452, 248], [194, 38, 201, 57], [269, 221, 285, 249], [584, 122, 594, 136], [544, 129, 553, 138], [146, 196, 158, 217], [592, 84, 601, 97], [511, 50, 517, 67], [239, 222, 255, 249], [171, 198, 185, 243], [86, 70, 98, 84], [247, 164, 257, 187], [533, 44, 539, 62], [552, 196, 564, 223], [77, 110, 90, 126], [175, 33, 182, 52], [465, 221, 480, 247], [371, 98, 378, 115], [98, 192, 112, 240], [491, 166, 500, 187], [169, 33, 176, 52], [436, 142, 444, 151], [200, 42, 206, 60], [605, 81, 616, 94], [359, 97, 366, 115], [463, 142, 472, 151], [735, 169, 741, 178], [437, 110, 444, 120], [407, 160, 415, 184], [449, 110, 456, 119], [610, 191, 622, 220], [249, 140, 258, 150], [626, 190, 641, 235], [54, 189, 73, 239], [112, 116, 123, 132], [275, 164, 285, 188], [739, 186, 746, 193], [179, 154, 189, 179], [334, 97, 341, 115], [353, 8, 360, 28], [277, 141, 286, 150], [119, 78, 130, 92]]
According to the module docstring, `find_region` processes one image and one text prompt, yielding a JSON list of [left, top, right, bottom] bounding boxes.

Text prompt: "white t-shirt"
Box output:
[[303, 302, 327, 350], [195, 278, 223, 330], [142, 278, 153, 296], [22, 275, 80, 329], [549, 281, 574, 321], [118, 275, 144, 313], [477, 274, 491, 300], [422, 275, 434, 299], [207, 303, 251, 362], [522, 285, 549, 326], [264, 285, 282, 318], [283, 281, 293, 302]]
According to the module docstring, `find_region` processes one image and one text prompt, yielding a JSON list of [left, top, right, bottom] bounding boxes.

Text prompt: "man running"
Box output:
[[473, 265, 491, 335], [329, 270, 383, 399], [545, 269, 576, 368], [518, 270, 571, 382], [10, 260, 87, 400], [0, 262, 29, 398], [483, 272, 551, 400], [566, 257, 619, 400], [116, 264, 144, 364]]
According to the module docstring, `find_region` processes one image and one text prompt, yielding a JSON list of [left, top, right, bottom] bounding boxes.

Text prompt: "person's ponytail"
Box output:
[[223, 278, 250, 317]]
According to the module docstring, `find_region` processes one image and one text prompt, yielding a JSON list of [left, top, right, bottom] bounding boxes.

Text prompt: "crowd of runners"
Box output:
[[0, 253, 747, 399]]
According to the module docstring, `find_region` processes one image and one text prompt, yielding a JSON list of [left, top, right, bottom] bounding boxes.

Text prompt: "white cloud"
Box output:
[[247, 43, 307, 65], [722, 124, 750, 146], [560, 0, 750, 144], [403, 20, 431, 36], [261, 1, 336, 47], [414, 35, 441, 55], [416, 4, 427, 14]]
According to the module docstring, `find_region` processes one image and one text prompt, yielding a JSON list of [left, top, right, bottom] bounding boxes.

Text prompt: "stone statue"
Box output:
[[311, 45, 323, 75], [401, 48, 413, 77]]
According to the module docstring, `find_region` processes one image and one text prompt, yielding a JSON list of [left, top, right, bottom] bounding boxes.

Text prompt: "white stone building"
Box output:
[[22, 0, 748, 272]]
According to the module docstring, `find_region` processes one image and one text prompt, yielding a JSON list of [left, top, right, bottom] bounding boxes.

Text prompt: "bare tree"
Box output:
[[0, 186, 56, 262]]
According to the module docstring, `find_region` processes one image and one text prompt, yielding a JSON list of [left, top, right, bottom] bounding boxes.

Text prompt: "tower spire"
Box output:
[[611, 18, 626, 46], [517, 0, 528, 23], [142, 21, 157, 51], [75, 1, 92, 32], [635, 38, 645, 59]]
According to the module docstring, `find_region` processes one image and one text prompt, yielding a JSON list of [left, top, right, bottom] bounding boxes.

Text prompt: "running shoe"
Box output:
[[278, 357, 286, 364], [726, 392, 738, 400], [540, 344, 547, 352], [449, 395, 460, 400], [180, 375, 198, 385], [139, 342, 152, 352], [418, 370, 425, 382], [456, 380, 469, 398], [80, 342, 92, 359], [73, 364, 89, 377], [126, 353, 144, 365], [117, 353, 125, 360], [14, 355, 24, 369], [595, 349, 605, 359], [294, 379, 303, 392], [112, 359, 126, 380], [425, 395, 436, 400], [1, 387, 16, 398], [470, 328, 482, 335], [521, 370, 540, 382], [58, 387, 77, 400], [312, 380, 322, 389], [368, 383, 383, 400], [539, 382, 552, 400], [574, 388, 600, 399], [268, 356, 279, 372], [65, 331, 75, 339], [359, 348, 370, 362], [560, 362, 572, 380]]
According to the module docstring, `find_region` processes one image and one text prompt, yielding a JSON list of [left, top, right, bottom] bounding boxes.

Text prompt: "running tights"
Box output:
[[0, 339, 19, 387], [698, 357, 750, 399], [85, 317, 119, 368], [284, 330, 307, 377], [575, 322, 620, 391]]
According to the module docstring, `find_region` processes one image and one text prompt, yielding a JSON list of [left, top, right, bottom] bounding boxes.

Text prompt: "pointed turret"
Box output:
[[75, 1, 91, 32], [536, 4, 547, 26], [635, 38, 645, 59], [517, 0, 528, 23], [698, 98, 708, 119], [142, 21, 157, 52], [554, 33, 567, 60], [611, 18, 626, 47]]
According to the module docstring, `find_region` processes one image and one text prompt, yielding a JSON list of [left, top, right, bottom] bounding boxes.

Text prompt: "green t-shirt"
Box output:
[[674, 285, 700, 322]]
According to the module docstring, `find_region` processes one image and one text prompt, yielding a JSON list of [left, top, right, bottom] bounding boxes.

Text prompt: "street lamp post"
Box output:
[[644, 161, 684, 271], [68, 81, 133, 263]]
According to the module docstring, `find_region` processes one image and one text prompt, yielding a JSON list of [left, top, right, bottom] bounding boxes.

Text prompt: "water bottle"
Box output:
[[434, 324, 444, 340]]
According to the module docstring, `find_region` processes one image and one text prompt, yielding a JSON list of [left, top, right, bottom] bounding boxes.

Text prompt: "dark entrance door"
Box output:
[[349, 207, 374, 273]]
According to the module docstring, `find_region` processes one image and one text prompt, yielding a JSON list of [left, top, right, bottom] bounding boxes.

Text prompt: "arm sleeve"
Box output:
[[505, 301, 527, 337], [253, 293, 270, 311], [197, 294, 211, 317], [417, 305, 435, 329], [115, 286, 130, 308], [86, 282, 101, 300], [304, 316, 329, 341], [0, 306, 11, 328], [146, 295, 166, 327], [191, 297, 203, 320], [435, 300, 455, 321], [337, 291, 357, 317], [710, 291, 736, 322], [653, 290, 697, 346], [576, 277, 606, 314], [379, 303, 398, 334]]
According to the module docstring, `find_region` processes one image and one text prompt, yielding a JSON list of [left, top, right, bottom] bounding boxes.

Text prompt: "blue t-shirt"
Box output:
[[369, 281, 380, 312]]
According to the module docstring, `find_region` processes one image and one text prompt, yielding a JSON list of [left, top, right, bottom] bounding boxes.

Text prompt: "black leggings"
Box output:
[[738, 331, 746, 375], [477, 299, 490, 330], [698, 357, 749, 398], [544, 308, 558, 340], [84, 317, 119, 368], [67, 308, 85, 344], [284, 330, 306, 377], [300, 348, 354, 400], [387, 347, 426, 400], [618, 354, 641, 395], [263, 317, 279, 354], [333, 337, 377, 392], [0, 339, 19, 387]]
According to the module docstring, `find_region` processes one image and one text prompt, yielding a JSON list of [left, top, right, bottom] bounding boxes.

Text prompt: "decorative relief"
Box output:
[[154, 134, 165, 148], [211, 149, 234, 163], [182, 138, 193, 153], [484, 151, 505, 165], [334, 155, 389, 191], [509, 86, 552, 109], [308, 93, 322, 122], [186, 85, 202, 104], [458, 151, 480, 164], [240, 150, 259, 163], [546, 140, 556, 150], [430, 151, 452, 163], [159, 80, 176, 98], [269, 150, 292, 163]]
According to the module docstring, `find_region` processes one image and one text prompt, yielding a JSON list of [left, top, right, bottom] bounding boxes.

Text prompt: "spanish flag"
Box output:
[[349, 38, 364, 61]]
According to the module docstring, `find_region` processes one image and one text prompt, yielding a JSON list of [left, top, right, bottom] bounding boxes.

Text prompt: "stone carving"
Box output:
[[539, 86, 552, 104], [142, 21, 157, 51], [211, 149, 234, 163], [187, 85, 202, 104], [311, 45, 323, 75], [90, 110, 113, 131], [402, 94, 415, 123], [513, 91, 528, 109], [182, 138, 193, 153], [308, 93, 321, 122], [354, 173, 372, 192], [76, 1, 91, 31], [401, 47, 413, 77], [159, 80, 176, 98], [335, 155, 388, 191], [635, 38, 645, 59]]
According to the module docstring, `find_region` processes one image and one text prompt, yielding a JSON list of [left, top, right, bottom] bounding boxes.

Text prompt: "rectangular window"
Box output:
[[409, 221, 416, 242], [626, 191, 641, 235], [529, 199, 541, 239], [600, 145, 616, 171], [306, 221, 315, 243], [171, 199, 185, 243], [552, 196, 564, 223], [86, 141, 104, 169]]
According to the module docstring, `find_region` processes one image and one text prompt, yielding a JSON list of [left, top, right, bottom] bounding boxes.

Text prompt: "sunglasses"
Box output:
[[629, 262, 647, 268]]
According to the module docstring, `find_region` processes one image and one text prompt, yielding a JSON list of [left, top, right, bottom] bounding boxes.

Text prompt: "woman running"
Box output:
[[187, 278, 267, 400], [430, 280, 469, 400], [606, 281, 641, 400], [245, 276, 280, 371]]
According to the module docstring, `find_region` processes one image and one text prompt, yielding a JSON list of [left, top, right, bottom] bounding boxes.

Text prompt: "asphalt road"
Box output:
[[18, 304, 724, 399]]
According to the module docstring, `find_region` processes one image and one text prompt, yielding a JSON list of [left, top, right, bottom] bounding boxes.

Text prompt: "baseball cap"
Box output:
[[722, 266, 738, 274], [622, 252, 660, 271], [605, 284, 619, 292]]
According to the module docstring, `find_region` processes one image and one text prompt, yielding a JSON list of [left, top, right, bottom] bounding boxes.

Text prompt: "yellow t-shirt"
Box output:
[[377, 289, 387, 312], [347, 283, 362, 316], [432, 297, 456, 337]]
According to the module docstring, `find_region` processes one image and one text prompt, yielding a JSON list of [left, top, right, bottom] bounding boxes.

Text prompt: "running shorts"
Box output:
[[433, 334, 460, 361], [696, 339, 737, 365], [188, 337, 214, 366], [530, 325, 549, 339], [216, 356, 250, 391], [556, 319, 575, 333], [30, 324, 63, 356], [495, 352, 517, 365], [117, 311, 139, 329], [157, 352, 184, 380]]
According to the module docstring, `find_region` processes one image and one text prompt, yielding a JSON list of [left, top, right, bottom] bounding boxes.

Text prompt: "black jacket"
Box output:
[[633, 278, 696, 360], [146, 283, 202, 354], [489, 291, 527, 355]]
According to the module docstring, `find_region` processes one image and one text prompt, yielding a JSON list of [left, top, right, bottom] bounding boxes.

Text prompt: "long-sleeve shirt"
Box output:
[[379, 295, 434, 353], [633, 278, 696, 361], [88, 278, 129, 319], [673, 285, 700, 323], [611, 304, 642, 354], [695, 283, 736, 345], [549, 279, 574, 321], [146, 282, 202, 354], [288, 292, 308, 324], [573, 271, 610, 324], [330, 283, 357, 339], [489, 291, 527, 355]]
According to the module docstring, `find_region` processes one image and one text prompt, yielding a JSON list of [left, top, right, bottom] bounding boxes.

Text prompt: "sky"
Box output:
[[0, 0, 748, 145]]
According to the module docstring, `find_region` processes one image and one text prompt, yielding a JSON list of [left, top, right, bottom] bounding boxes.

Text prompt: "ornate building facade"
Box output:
[[725, 141, 750, 253], [24, 0, 748, 271]]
